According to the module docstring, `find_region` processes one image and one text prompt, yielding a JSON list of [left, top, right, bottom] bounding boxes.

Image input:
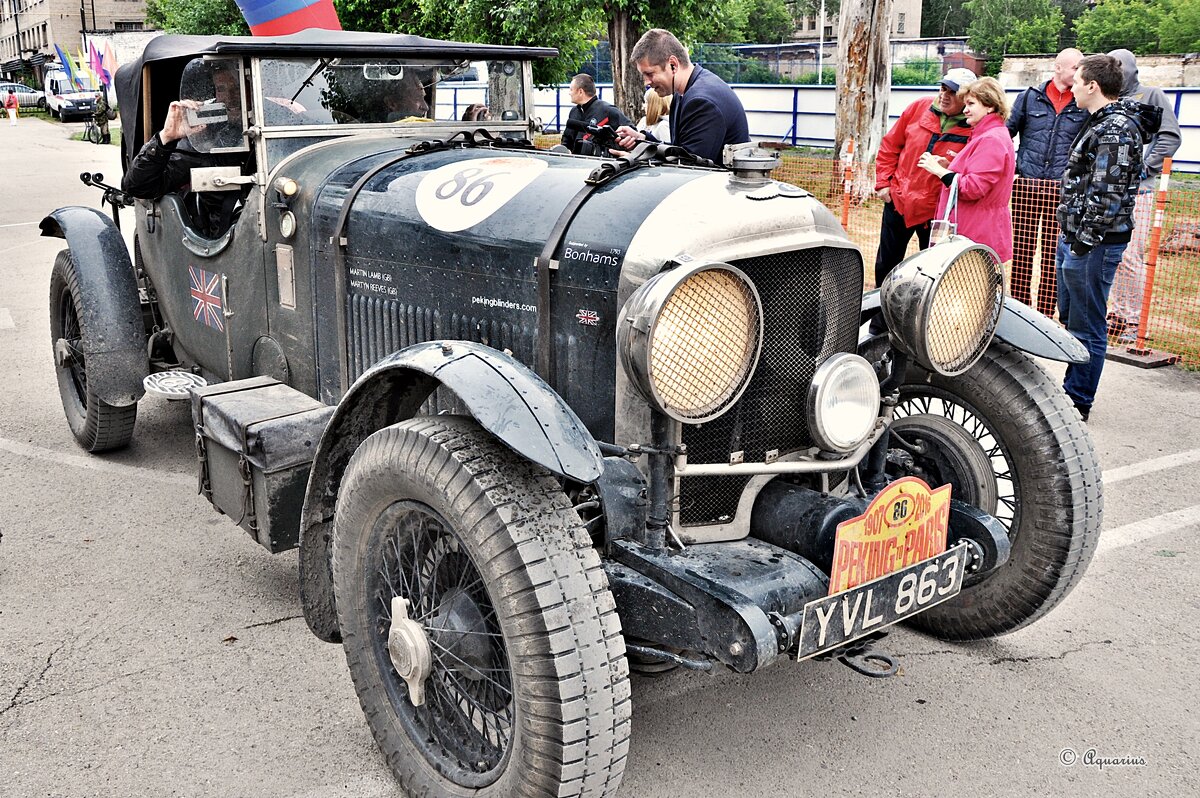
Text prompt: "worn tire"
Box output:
[[49, 250, 137, 452], [895, 341, 1102, 640], [333, 416, 631, 797]]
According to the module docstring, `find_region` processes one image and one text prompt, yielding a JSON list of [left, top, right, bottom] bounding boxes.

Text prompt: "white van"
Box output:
[[44, 68, 99, 120]]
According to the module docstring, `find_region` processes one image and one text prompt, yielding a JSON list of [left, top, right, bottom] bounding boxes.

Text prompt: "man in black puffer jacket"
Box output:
[[1007, 48, 1087, 316], [560, 73, 630, 156], [1055, 54, 1160, 422]]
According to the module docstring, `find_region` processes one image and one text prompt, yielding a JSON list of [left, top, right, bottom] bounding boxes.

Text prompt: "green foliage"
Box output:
[[693, 44, 784, 83], [1074, 0, 1164, 54], [742, 0, 799, 43], [965, 0, 1064, 74], [334, 0, 423, 33], [1158, 0, 1200, 52], [1070, 0, 1198, 54], [332, 0, 605, 86], [1056, 0, 1089, 48], [891, 57, 942, 85], [144, 0, 249, 35], [922, 0, 970, 37], [691, 0, 795, 44], [791, 67, 837, 85]]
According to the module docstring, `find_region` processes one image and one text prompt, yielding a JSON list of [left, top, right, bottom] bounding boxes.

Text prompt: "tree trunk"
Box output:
[[835, 0, 892, 201], [608, 10, 643, 124]]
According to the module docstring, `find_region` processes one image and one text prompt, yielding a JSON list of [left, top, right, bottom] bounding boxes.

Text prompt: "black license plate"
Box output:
[[796, 542, 968, 660]]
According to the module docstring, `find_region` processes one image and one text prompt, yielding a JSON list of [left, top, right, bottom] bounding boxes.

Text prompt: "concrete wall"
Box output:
[[1001, 53, 1200, 89]]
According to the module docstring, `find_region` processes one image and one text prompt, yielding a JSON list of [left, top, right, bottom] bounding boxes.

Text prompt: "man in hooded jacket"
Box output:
[[1055, 54, 1161, 421], [1105, 49, 1182, 342]]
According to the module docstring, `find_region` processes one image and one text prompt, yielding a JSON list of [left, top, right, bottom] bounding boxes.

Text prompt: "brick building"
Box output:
[[1, 0, 152, 78]]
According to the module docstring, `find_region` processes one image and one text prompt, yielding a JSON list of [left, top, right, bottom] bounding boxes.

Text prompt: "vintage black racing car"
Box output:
[[41, 29, 1101, 798]]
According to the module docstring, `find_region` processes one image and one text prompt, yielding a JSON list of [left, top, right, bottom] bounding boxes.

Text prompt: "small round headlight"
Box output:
[[807, 354, 881, 452], [880, 239, 1004, 376], [618, 262, 762, 423]]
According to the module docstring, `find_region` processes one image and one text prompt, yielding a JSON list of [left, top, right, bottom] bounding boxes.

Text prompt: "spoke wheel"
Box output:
[[894, 341, 1102, 640], [49, 249, 137, 451], [333, 416, 630, 797], [372, 501, 515, 781]]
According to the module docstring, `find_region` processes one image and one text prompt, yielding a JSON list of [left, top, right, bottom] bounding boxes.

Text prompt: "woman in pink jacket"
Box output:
[[917, 77, 1016, 262]]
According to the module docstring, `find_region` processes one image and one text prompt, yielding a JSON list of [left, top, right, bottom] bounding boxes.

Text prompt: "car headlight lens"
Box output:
[[618, 262, 762, 423], [880, 238, 1004, 376], [807, 354, 880, 452]]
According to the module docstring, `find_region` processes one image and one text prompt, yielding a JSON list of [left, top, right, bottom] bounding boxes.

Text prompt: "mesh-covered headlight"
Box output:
[[618, 262, 762, 423], [807, 354, 881, 452], [880, 239, 1004, 376]]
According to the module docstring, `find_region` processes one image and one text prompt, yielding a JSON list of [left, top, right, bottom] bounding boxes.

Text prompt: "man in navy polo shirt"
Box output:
[[614, 28, 749, 164]]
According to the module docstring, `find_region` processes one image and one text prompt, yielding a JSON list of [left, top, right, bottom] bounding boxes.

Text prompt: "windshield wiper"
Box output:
[[290, 57, 333, 104]]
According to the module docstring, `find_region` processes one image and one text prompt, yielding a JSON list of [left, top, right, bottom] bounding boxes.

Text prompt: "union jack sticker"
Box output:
[[189, 266, 225, 332], [576, 308, 599, 326]]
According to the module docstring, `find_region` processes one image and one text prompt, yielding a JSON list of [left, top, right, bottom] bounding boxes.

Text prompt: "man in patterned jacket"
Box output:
[[1055, 54, 1160, 422]]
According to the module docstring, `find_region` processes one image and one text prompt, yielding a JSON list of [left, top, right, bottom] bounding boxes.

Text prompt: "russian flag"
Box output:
[[234, 0, 342, 36]]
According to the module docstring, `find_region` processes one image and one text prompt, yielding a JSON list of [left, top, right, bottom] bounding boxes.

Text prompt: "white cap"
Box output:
[[940, 68, 977, 92]]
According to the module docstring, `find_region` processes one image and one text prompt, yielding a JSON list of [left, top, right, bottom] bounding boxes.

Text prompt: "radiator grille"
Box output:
[[679, 247, 864, 526], [347, 294, 538, 412]]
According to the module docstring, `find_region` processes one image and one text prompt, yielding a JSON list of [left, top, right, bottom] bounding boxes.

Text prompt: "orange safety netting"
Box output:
[[771, 154, 1200, 368]]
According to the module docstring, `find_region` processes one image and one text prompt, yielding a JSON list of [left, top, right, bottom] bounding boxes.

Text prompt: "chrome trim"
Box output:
[[673, 420, 885, 476]]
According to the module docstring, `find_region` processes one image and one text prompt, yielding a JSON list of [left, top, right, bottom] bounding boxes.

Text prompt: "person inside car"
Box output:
[[122, 58, 251, 238]]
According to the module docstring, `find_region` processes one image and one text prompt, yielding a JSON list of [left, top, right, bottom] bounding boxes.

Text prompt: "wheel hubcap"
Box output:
[[387, 596, 432, 706], [54, 337, 75, 368]]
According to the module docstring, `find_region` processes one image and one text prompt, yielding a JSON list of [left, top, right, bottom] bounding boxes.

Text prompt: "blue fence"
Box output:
[[530, 83, 1200, 173]]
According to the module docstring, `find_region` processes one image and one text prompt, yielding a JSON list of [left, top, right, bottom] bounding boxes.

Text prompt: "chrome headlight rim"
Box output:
[[806, 353, 882, 453], [618, 261, 763, 424], [880, 237, 1004, 377]]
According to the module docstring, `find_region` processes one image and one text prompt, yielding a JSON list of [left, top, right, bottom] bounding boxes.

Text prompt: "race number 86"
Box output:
[[895, 551, 961, 613]]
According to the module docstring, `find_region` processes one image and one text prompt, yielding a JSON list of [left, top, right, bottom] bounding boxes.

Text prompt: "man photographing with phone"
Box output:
[[123, 58, 250, 238], [613, 29, 748, 164]]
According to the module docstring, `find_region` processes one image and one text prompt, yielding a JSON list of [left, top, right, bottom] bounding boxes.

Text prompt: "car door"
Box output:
[[17, 84, 40, 107]]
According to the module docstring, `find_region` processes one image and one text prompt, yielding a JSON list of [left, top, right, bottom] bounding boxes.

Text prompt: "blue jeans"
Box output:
[[1056, 238, 1126, 409]]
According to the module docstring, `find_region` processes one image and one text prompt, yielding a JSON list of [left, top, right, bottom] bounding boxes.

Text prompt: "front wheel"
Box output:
[[49, 250, 138, 451], [894, 341, 1102, 640], [332, 416, 631, 797], [85, 123, 101, 144]]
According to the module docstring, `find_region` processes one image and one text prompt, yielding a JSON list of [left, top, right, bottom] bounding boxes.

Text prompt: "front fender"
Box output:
[[40, 206, 148, 405], [860, 289, 1088, 364], [298, 340, 604, 642]]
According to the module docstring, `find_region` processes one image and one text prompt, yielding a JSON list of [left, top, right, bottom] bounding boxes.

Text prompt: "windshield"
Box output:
[[258, 57, 525, 128]]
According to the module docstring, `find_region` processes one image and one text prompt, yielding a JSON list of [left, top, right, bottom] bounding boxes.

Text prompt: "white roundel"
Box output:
[[415, 157, 548, 232]]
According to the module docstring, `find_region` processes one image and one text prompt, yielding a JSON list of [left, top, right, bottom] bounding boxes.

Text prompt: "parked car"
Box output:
[[43, 67, 98, 120], [41, 29, 1102, 798], [0, 81, 42, 108]]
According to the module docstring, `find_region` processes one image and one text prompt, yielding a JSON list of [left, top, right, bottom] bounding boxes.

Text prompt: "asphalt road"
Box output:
[[1, 118, 1198, 798]]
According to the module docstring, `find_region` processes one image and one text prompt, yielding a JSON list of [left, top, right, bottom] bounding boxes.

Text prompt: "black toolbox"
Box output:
[[190, 376, 335, 553]]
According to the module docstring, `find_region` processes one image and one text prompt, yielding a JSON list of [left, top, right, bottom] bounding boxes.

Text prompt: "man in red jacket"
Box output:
[[872, 68, 976, 288]]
